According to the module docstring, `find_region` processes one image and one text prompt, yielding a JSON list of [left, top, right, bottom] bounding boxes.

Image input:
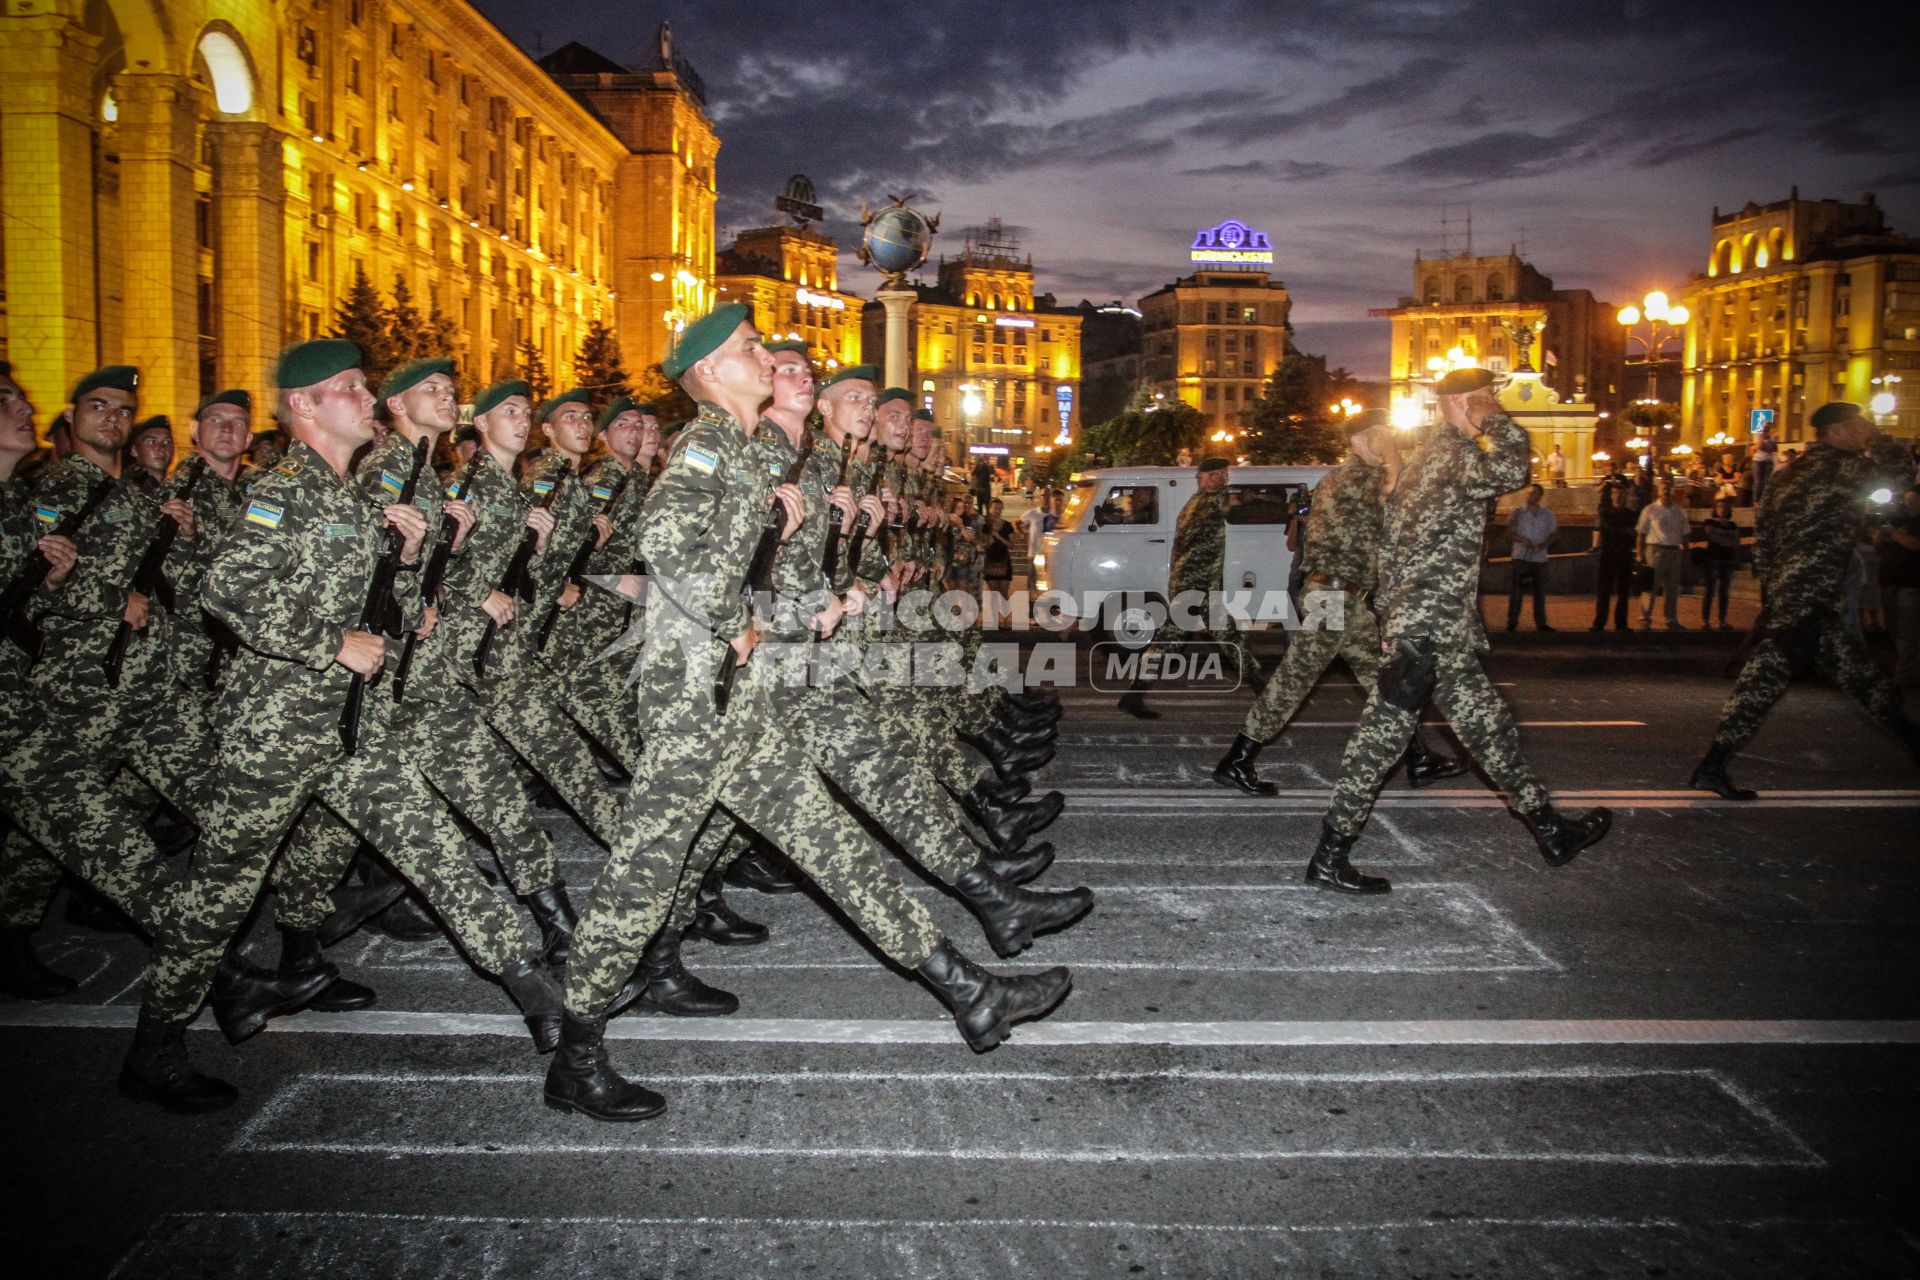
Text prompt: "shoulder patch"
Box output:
[[681, 444, 721, 476], [244, 500, 285, 530], [34, 505, 59, 527], [591, 482, 616, 503], [766, 459, 785, 478], [272, 460, 303, 478], [377, 470, 405, 498], [532, 477, 556, 496]]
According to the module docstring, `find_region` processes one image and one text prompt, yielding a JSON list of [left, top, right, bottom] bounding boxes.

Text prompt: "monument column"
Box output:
[[877, 289, 915, 391], [208, 121, 286, 404], [114, 73, 201, 429]]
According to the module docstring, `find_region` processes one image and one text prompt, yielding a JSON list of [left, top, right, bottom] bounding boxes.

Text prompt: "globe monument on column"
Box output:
[[859, 196, 940, 391]]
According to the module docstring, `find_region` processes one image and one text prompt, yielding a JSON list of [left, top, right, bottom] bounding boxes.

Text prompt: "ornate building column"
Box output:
[[112, 72, 200, 426], [0, 15, 102, 415], [207, 121, 286, 402]]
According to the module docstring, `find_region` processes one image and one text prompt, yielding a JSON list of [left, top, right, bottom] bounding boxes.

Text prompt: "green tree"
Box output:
[[1241, 351, 1353, 464], [1078, 367, 1131, 430], [419, 302, 458, 363], [328, 265, 397, 389], [518, 337, 552, 404], [631, 363, 697, 426], [572, 320, 630, 409], [385, 276, 425, 364]]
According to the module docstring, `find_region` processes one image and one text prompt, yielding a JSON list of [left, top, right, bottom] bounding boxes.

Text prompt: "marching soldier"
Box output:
[[546, 305, 1073, 1123], [125, 414, 175, 493], [172, 389, 255, 695], [122, 340, 562, 1113], [1309, 367, 1611, 891], [1688, 401, 1920, 798], [1211, 410, 1463, 821]]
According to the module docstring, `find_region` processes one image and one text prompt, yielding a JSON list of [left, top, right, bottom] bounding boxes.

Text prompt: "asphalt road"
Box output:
[[5, 641, 1918, 1278]]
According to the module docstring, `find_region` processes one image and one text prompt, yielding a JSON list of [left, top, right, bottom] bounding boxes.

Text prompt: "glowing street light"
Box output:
[[1618, 289, 1690, 403]]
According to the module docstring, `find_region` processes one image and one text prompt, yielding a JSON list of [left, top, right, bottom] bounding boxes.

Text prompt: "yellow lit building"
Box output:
[[1681, 190, 1920, 442], [716, 224, 862, 370], [0, 3, 715, 446], [859, 221, 1083, 459], [1138, 269, 1291, 432]]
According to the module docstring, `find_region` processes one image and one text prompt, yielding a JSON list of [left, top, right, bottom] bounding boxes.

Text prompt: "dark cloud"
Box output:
[[1384, 131, 1584, 182], [1177, 160, 1339, 181]]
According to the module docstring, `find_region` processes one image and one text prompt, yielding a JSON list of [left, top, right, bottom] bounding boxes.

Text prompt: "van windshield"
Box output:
[[1091, 485, 1159, 527]]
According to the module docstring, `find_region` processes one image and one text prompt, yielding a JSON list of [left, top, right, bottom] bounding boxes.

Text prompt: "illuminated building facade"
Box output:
[[1681, 191, 1920, 442], [0, 3, 714, 445], [859, 221, 1083, 458], [1138, 268, 1292, 431], [716, 224, 862, 369]]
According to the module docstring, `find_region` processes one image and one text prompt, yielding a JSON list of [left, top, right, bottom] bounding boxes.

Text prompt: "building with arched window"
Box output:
[[0, 3, 715, 448]]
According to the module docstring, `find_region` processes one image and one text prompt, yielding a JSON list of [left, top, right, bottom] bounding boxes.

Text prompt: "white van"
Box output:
[[1035, 464, 1333, 639]]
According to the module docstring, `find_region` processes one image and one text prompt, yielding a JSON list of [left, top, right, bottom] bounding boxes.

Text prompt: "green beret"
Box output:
[[70, 365, 140, 402], [763, 339, 809, 357], [1197, 457, 1230, 473], [596, 395, 640, 431], [194, 388, 252, 418], [537, 387, 593, 422], [382, 357, 456, 403], [1433, 366, 1496, 396], [128, 415, 172, 442], [1810, 401, 1863, 432], [274, 339, 361, 391], [1350, 408, 1389, 432], [824, 364, 878, 388], [473, 378, 532, 417], [453, 424, 480, 446], [661, 420, 689, 440], [876, 387, 913, 408], [661, 302, 752, 380], [912, 408, 935, 422]]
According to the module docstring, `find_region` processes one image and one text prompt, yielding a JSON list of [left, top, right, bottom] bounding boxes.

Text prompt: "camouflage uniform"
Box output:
[[545, 451, 651, 770], [0, 456, 217, 932], [1711, 435, 1912, 751], [1244, 457, 1385, 742], [171, 461, 252, 695], [1127, 482, 1266, 692], [0, 472, 65, 929], [563, 404, 941, 1016], [1323, 413, 1549, 837], [140, 441, 532, 1022]]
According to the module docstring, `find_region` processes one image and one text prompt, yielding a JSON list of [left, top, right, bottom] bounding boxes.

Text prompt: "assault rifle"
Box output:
[[104, 460, 203, 686], [537, 468, 630, 650], [0, 478, 112, 662], [713, 438, 813, 715], [339, 435, 429, 754], [392, 453, 479, 703], [474, 464, 564, 677]]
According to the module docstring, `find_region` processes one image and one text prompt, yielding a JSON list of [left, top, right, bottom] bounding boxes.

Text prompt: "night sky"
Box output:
[[476, 0, 1920, 379]]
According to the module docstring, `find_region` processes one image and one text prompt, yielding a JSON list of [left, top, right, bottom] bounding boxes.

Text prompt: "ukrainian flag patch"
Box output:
[[682, 444, 720, 476], [532, 477, 556, 496], [591, 483, 615, 503], [33, 505, 59, 527], [244, 500, 285, 530], [377, 470, 404, 498]]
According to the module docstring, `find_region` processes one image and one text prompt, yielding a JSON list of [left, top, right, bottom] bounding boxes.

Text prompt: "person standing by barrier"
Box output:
[[1637, 479, 1690, 629], [1505, 484, 1555, 632], [1591, 484, 1637, 632], [1696, 496, 1739, 630]]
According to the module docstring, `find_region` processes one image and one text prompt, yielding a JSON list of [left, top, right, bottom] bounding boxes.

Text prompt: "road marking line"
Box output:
[[10, 1006, 1919, 1046], [1057, 787, 1920, 811]]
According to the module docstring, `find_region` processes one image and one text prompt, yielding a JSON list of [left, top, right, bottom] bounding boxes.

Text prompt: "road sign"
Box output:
[[1749, 408, 1775, 434]]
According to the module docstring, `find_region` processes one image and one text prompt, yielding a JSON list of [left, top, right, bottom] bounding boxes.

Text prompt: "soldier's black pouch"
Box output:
[[1378, 636, 1438, 711]]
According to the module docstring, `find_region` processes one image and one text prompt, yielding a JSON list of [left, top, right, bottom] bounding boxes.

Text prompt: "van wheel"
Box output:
[[1102, 592, 1167, 650]]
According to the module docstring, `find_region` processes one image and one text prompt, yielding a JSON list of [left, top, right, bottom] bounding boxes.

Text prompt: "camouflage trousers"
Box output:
[[1324, 640, 1548, 839], [269, 690, 563, 928], [0, 680, 218, 935], [1713, 610, 1905, 752], [142, 710, 532, 1022], [1128, 620, 1267, 696], [0, 825, 61, 928], [546, 590, 645, 772], [1244, 589, 1380, 743], [564, 680, 942, 1015], [483, 665, 626, 845]]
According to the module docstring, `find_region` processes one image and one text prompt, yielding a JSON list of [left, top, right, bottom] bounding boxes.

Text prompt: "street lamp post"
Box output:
[[1616, 291, 1690, 403]]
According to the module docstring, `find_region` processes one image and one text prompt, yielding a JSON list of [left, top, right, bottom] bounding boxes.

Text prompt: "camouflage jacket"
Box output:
[[522, 450, 585, 621], [169, 459, 254, 686], [437, 449, 537, 691], [348, 434, 448, 700], [24, 453, 198, 705], [1753, 435, 1911, 623], [2, 474, 46, 688], [201, 440, 423, 739], [1375, 412, 1530, 649], [1169, 487, 1230, 599], [754, 418, 832, 642], [631, 401, 777, 724], [1299, 456, 1385, 592], [545, 451, 651, 660]]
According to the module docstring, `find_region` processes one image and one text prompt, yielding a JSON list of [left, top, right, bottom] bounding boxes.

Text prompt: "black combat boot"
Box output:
[[1517, 805, 1612, 867], [1303, 825, 1391, 894], [985, 841, 1054, 886], [64, 881, 138, 935], [278, 926, 375, 1012], [607, 929, 738, 1019], [118, 1008, 237, 1113], [523, 884, 578, 967], [687, 867, 769, 946], [1008, 688, 1059, 713], [1001, 699, 1062, 731], [961, 729, 1055, 782], [0, 927, 78, 1000], [315, 872, 409, 946], [915, 940, 1073, 1053], [1212, 733, 1277, 796], [983, 721, 1055, 752], [978, 773, 1032, 805], [952, 861, 1094, 958], [723, 847, 804, 895], [211, 952, 337, 1045], [501, 956, 565, 1052], [369, 891, 443, 941], [1116, 690, 1159, 720], [1687, 743, 1757, 800], [962, 782, 1065, 853], [1402, 727, 1467, 789], [545, 1012, 666, 1121]]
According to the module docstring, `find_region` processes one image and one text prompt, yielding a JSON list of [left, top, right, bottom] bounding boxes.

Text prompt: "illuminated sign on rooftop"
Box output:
[[1190, 220, 1274, 269]]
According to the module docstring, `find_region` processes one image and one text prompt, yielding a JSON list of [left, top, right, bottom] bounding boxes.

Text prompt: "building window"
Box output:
[[347, 58, 362, 96], [1224, 386, 1237, 403], [304, 242, 320, 281], [1206, 304, 1221, 324], [1241, 306, 1257, 322], [1204, 386, 1218, 402]]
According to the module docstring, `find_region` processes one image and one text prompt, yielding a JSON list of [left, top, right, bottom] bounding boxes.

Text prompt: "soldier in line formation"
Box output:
[[0, 306, 1083, 1117]]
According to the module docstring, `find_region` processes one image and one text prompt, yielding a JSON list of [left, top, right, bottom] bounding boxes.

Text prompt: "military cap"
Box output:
[[824, 364, 878, 388], [473, 378, 532, 417], [763, 339, 809, 357], [635, 401, 659, 415], [876, 387, 913, 408], [128, 414, 172, 443], [1810, 401, 1864, 432], [1433, 366, 1497, 396], [913, 408, 936, 422], [661, 420, 689, 440], [70, 365, 140, 402], [1350, 407, 1390, 432], [661, 302, 752, 380], [1197, 457, 1230, 473], [596, 395, 644, 431], [537, 387, 593, 422], [274, 339, 361, 390], [453, 424, 480, 446], [382, 357, 456, 403], [194, 388, 252, 418]]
